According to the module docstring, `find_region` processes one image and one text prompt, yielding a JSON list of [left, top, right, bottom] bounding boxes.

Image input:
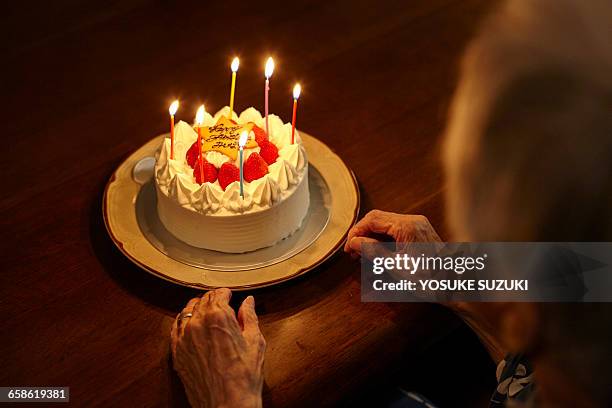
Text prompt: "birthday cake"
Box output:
[[154, 106, 309, 253]]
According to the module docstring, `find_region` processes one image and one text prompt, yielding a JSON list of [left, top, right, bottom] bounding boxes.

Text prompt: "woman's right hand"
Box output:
[[344, 210, 441, 258], [171, 288, 265, 408]]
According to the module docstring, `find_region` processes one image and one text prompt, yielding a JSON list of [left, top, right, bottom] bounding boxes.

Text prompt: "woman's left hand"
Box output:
[[171, 288, 265, 408], [344, 210, 441, 258]]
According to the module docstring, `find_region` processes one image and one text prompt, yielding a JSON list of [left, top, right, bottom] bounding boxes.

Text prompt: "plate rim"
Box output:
[[102, 131, 360, 290]]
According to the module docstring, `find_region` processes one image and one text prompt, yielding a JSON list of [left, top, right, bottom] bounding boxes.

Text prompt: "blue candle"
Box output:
[[239, 148, 244, 197]]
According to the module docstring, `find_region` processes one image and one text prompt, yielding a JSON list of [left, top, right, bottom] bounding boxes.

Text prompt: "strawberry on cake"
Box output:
[[154, 106, 309, 253]]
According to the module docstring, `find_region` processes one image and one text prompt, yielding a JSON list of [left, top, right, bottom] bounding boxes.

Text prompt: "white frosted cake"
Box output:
[[154, 106, 309, 253]]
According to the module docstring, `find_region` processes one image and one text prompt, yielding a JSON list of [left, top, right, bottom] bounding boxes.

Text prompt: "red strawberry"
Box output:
[[193, 158, 218, 184], [258, 140, 279, 164], [243, 152, 269, 182], [250, 123, 268, 145], [186, 141, 199, 168], [218, 162, 240, 190]]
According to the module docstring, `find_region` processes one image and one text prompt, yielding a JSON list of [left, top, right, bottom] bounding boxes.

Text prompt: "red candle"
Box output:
[[169, 100, 179, 160], [195, 105, 205, 182], [291, 84, 301, 144]]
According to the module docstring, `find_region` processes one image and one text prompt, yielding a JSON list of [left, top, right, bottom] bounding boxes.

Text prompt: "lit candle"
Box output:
[[169, 100, 179, 160], [229, 57, 239, 119], [238, 131, 248, 198], [291, 84, 301, 144], [195, 105, 205, 183], [264, 57, 275, 136]]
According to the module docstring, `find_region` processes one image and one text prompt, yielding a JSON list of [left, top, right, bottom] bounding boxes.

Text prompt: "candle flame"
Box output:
[[265, 57, 275, 78], [195, 105, 205, 125], [239, 131, 249, 148], [293, 84, 301, 99], [231, 57, 240, 72], [169, 100, 179, 115]]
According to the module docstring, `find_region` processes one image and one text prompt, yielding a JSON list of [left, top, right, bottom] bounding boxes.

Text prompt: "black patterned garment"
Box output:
[[489, 354, 535, 408], [391, 354, 535, 408]]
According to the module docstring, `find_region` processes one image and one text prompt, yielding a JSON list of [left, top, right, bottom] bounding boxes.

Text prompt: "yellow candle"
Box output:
[[229, 57, 239, 119]]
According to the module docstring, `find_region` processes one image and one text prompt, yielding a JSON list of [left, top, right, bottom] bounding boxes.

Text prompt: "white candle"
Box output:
[[169, 100, 179, 159]]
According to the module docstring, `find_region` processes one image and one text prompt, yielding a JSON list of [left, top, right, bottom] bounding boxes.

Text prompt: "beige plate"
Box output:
[[103, 132, 360, 290]]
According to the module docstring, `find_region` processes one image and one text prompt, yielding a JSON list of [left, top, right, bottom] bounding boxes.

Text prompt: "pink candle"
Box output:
[[264, 57, 274, 136], [265, 78, 269, 134], [197, 127, 204, 182]]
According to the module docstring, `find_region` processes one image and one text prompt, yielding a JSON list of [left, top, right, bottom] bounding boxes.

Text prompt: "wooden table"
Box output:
[[1, 0, 496, 406]]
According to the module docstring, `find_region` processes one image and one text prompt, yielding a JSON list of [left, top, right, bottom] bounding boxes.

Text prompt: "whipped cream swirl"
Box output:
[[155, 107, 307, 215]]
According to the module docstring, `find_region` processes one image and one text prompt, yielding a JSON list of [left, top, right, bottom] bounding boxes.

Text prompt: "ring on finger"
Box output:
[[180, 312, 193, 320]]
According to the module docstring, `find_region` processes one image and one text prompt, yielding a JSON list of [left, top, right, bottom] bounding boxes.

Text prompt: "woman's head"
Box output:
[[443, 0, 612, 404], [443, 0, 612, 241]]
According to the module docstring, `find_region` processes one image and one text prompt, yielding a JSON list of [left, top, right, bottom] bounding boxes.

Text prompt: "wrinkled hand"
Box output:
[[344, 210, 441, 258], [171, 288, 265, 408]]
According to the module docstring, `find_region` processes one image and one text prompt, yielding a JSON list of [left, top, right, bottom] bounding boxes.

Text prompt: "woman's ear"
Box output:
[[500, 302, 539, 353]]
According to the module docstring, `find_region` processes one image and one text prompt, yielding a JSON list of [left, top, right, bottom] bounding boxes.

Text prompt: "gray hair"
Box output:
[[443, 0, 612, 404], [444, 0, 612, 241]]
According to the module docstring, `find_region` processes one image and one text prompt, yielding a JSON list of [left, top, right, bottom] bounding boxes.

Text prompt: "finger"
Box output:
[[178, 298, 200, 337], [170, 313, 179, 357], [201, 305, 244, 358], [347, 212, 380, 244], [344, 226, 358, 253], [345, 224, 365, 253], [345, 223, 365, 252], [180, 297, 200, 322], [349, 236, 382, 261], [199, 290, 213, 312], [346, 210, 393, 248], [349, 236, 379, 251], [171, 313, 179, 336], [359, 211, 394, 235], [237, 296, 261, 338], [182, 297, 200, 314], [348, 236, 381, 255], [196, 290, 218, 320], [212, 288, 232, 306]]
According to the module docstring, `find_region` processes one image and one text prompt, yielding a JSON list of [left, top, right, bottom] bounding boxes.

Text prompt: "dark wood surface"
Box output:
[[1, 1, 496, 406]]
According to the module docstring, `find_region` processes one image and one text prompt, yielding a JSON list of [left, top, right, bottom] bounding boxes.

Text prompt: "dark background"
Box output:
[[2, 0, 498, 406]]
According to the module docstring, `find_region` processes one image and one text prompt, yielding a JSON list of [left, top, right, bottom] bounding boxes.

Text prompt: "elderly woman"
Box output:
[[170, 0, 612, 406]]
